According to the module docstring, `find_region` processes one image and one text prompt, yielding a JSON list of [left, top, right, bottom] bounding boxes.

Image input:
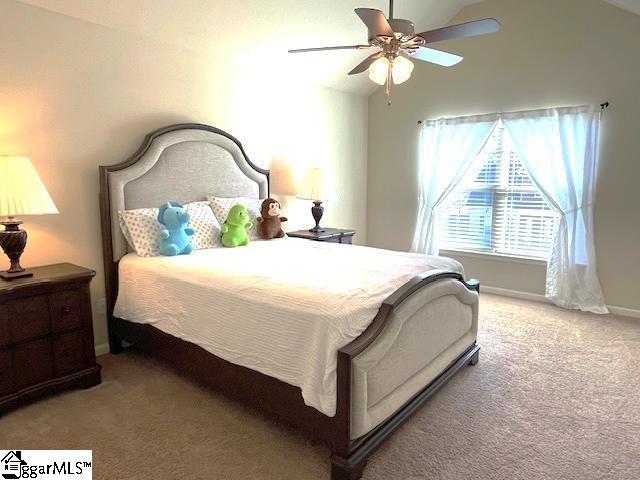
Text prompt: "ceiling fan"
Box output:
[[288, 0, 500, 101]]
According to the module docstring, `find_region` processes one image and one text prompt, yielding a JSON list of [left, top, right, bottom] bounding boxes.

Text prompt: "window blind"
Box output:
[[439, 123, 559, 259]]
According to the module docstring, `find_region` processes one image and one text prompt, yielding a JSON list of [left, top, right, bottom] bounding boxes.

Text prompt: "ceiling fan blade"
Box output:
[[418, 18, 500, 44], [405, 47, 463, 67], [288, 45, 373, 53], [355, 8, 395, 38], [348, 51, 383, 75]]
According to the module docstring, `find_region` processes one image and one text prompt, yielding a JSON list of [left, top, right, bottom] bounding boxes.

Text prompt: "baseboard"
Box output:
[[482, 286, 547, 303], [482, 285, 640, 319], [607, 305, 640, 319], [94, 343, 110, 357]]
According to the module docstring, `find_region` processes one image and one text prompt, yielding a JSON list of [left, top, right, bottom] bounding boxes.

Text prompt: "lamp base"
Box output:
[[0, 269, 33, 280], [308, 201, 325, 233], [0, 218, 31, 281]]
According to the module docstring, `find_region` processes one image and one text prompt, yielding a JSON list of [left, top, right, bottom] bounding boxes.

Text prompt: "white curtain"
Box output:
[[502, 106, 607, 313], [411, 114, 499, 254]]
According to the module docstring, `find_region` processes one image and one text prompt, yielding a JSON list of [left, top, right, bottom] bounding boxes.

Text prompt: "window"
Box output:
[[439, 122, 559, 259]]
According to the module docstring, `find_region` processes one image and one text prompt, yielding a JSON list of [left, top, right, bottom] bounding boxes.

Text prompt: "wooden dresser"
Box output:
[[0, 263, 101, 412]]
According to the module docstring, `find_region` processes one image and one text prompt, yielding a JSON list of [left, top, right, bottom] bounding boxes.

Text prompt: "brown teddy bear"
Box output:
[[257, 198, 288, 239]]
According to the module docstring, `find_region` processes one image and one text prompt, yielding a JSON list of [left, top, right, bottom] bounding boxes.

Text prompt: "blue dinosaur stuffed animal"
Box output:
[[157, 201, 195, 256]]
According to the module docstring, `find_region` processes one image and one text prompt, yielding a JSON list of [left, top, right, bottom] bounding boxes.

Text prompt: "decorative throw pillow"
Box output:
[[118, 201, 221, 257], [208, 196, 262, 241], [184, 201, 222, 250], [118, 208, 163, 257]]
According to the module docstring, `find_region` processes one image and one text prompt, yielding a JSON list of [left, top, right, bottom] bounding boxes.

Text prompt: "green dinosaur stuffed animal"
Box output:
[[221, 204, 252, 247]]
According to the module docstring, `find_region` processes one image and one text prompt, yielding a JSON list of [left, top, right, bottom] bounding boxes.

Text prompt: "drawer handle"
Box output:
[[63, 349, 73, 358], [61, 306, 73, 314]]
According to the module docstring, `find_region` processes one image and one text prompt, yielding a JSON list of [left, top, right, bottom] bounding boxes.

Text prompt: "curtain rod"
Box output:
[[417, 101, 611, 125]]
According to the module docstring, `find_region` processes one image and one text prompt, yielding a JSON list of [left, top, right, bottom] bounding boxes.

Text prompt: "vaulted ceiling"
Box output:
[[604, 0, 640, 16], [16, 0, 483, 94], [15, 0, 640, 95]]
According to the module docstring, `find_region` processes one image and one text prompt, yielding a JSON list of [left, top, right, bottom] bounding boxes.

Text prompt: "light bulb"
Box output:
[[391, 56, 414, 85], [368, 57, 390, 85]]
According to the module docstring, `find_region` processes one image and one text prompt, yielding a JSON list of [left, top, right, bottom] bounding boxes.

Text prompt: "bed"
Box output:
[[99, 123, 480, 480]]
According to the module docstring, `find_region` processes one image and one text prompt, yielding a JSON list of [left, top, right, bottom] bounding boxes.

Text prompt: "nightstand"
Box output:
[[287, 228, 356, 244], [0, 263, 101, 412]]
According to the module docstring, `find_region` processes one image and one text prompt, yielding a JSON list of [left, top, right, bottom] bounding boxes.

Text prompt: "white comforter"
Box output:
[[114, 237, 463, 416]]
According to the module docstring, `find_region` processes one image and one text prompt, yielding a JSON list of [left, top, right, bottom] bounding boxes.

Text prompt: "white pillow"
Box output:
[[118, 201, 221, 257], [208, 196, 262, 241]]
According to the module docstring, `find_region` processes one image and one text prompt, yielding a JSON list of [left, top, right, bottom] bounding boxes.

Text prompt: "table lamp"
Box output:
[[297, 167, 337, 233], [0, 156, 59, 279]]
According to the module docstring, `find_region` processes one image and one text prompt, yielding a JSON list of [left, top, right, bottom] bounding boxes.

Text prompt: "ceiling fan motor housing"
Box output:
[[388, 18, 415, 39], [366, 18, 415, 41]]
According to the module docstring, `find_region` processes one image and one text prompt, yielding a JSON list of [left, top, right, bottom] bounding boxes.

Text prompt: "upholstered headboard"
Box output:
[[99, 123, 269, 314], [100, 123, 269, 262]]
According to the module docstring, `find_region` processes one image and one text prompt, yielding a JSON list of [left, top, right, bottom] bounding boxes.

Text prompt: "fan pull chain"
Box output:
[[385, 60, 393, 105]]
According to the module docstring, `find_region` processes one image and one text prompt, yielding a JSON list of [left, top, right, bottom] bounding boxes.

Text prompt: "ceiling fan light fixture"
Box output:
[[368, 56, 390, 85], [391, 56, 414, 84], [287, 1, 500, 102]]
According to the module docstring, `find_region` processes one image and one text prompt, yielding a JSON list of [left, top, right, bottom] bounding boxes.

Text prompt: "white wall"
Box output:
[[0, 0, 368, 350], [367, 0, 640, 310]]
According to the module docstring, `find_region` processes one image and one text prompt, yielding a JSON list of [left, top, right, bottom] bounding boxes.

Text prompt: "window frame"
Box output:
[[439, 247, 547, 266], [438, 124, 558, 261]]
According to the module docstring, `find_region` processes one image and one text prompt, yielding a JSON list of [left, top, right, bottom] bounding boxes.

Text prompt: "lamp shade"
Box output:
[[0, 156, 59, 216], [391, 56, 414, 85], [297, 167, 338, 202], [368, 57, 390, 85]]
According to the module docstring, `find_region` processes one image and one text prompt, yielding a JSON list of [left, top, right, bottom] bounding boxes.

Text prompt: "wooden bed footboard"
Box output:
[[331, 270, 480, 479]]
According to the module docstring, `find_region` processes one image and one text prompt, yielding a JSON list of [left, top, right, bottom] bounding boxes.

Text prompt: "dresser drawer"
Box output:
[[9, 295, 50, 343], [49, 288, 86, 333], [13, 338, 54, 390], [0, 304, 9, 346], [0, 350, 14, 395], [53, 332, 86, 376]]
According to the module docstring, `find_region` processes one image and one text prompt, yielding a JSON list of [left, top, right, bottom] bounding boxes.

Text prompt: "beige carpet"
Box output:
[[2, 294, 639, 480]]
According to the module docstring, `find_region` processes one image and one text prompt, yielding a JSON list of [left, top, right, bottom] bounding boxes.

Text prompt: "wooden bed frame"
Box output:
[[99, 123, 480, 480]]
